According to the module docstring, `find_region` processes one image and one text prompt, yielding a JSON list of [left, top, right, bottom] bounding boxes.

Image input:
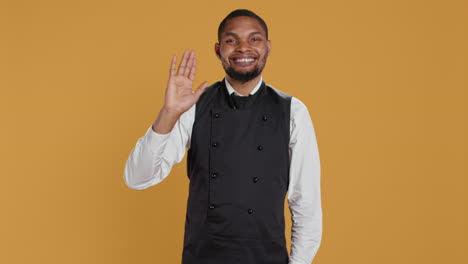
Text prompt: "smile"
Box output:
[[230, 57, 257, 66]]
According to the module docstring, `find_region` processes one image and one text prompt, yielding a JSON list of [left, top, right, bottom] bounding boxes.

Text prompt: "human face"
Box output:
[[215, 16, 271, 83]]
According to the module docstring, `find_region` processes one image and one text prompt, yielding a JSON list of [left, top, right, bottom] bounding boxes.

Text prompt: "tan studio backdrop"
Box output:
[[1, 0, 467, 263]]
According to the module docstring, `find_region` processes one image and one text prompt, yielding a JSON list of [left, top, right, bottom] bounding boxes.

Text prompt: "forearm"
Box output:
[[288, 162, 322, 263], [124, 125, 172, 190], [288, 149, 323, 264], [288, 201, 322, 264]]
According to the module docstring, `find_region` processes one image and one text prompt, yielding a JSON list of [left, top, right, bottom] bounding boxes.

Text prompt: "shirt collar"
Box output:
[[224, 76, 263, 97]]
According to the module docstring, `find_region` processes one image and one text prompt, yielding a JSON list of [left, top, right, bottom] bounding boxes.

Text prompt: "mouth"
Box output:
[[229, 56, 257, 67]]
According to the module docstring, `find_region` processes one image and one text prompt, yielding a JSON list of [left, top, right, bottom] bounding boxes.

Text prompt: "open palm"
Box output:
[[164, 50, 208, 114]]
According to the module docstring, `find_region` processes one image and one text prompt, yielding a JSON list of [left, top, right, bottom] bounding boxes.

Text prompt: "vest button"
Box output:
[[211, 173, 217, 178], [262, 115, 268, 121], [257, 145, 263, 151], [248, 209, 254, 214], [253, 177, 259, 183], [209, 204, 216, 209], [213, 113, 220, 118], [212, 142, 218, 147]]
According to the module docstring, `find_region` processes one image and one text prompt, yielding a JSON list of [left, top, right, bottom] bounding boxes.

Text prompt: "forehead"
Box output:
[[221, 16, 266, 37]]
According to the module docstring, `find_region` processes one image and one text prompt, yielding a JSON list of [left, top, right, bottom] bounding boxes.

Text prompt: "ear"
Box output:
[[214, 43, 221, 59], [266, 39, 272, 56]]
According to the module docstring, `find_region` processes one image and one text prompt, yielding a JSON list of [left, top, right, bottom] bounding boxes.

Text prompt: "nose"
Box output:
[[235, 39, 252, 53]]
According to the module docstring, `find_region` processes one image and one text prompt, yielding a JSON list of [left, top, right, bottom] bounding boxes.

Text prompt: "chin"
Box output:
[[225, 67, 263, 83]]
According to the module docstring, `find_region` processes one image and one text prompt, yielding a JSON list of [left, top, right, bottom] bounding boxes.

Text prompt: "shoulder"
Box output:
[[264, 83, 310, 119], [289, 96, 318, 139], [291, 97, 310, 118], [265, 83, 293, 101]]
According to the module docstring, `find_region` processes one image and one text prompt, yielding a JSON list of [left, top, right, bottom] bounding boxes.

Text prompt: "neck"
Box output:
[[226, 75, 262, 96]]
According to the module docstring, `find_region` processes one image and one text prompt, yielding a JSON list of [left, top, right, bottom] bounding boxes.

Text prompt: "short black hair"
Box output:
[[217, 9, 269, 42]]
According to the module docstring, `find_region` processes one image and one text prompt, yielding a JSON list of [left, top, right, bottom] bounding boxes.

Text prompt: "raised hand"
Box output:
[[163, 50, 208, 115]]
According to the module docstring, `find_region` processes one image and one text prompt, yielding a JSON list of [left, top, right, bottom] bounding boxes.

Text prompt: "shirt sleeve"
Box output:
[[288, 97, 323, 264], [123, 104, 195, 190]]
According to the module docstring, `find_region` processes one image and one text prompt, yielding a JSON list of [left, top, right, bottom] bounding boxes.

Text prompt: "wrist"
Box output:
[[162, 104, 184, 117]]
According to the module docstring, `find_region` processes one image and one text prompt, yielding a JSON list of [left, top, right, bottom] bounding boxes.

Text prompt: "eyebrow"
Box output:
[[223, 32, 264, 38]]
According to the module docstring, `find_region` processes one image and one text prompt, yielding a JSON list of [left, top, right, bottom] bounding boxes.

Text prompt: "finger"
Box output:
[[169, 55, 177, 76], [188, 57, 197, 81], [177, 50, 189, 76], [184, 50, 195, 77]]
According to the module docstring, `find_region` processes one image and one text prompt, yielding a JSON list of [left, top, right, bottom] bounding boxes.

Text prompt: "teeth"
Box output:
[[235, 58, 255, 63]]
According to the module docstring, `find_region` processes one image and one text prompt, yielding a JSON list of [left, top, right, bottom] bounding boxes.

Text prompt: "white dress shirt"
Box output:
[[124, 76, 322, 264]]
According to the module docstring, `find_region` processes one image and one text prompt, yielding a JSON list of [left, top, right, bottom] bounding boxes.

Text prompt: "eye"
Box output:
[[226, 39, 236, 44], [251, 37, 262, 42]]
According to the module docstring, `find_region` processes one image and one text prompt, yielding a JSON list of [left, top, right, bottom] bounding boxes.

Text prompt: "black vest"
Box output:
[[182, 79, 292, 264]]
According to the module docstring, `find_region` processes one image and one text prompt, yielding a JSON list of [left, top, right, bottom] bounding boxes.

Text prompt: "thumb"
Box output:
[[193, 81, 209, 100]]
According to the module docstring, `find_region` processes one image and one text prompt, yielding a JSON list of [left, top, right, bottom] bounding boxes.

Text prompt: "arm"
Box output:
[[288, 98, 323, 264], [123, 50, 208, 190]]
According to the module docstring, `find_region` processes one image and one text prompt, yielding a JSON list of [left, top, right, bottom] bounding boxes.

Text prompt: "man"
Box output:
[[124, 9, 322, 264]]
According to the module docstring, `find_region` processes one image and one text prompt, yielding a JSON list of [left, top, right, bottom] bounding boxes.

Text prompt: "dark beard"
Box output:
[[225, 66, 262, 83]]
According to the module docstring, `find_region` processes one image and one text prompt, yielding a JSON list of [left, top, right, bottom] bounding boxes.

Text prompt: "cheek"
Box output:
[[221, 56, 230, 65], [218, 50, 230, 62], [220, 53, 231, 64]]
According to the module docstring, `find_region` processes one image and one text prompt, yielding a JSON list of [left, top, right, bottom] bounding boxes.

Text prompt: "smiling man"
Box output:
[[124, 9, 322, 264]]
